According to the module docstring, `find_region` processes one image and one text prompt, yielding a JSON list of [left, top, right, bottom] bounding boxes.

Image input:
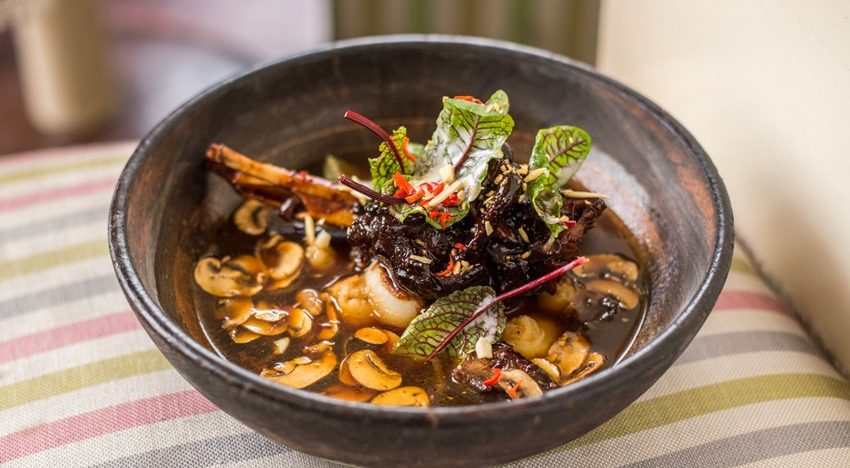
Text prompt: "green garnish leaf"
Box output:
[[390, 91, 515, 228], [393, 286, 505, 360], [369, 126, 414, 194], [527, 125, 592, 236], [427, 91, 514, 200]]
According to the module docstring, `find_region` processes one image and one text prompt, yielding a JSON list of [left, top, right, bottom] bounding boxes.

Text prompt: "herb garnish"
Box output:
[[527, 126, 592, 236], [392, 256, 589, 361]]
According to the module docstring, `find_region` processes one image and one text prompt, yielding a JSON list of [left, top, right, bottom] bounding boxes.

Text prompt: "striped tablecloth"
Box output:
[[1, 142, 849, 467]]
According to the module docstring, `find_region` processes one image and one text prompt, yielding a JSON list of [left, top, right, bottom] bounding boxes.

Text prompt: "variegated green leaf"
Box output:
[[390, 91, 514, 228], [392, 286, 505, 360], [369, 126, 414, 194], [527, 125, 592, 236]]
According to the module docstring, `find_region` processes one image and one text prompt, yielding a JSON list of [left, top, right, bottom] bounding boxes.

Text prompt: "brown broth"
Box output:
[[189, 204, 646, 406]]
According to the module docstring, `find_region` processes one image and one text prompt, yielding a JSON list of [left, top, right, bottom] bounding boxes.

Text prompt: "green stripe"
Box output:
[[0, 240, 107, 282], [730, 256, 759, 277], [0, 349, 170, 410], [564, 373, 850, 450], [0, 155, 126, 186]]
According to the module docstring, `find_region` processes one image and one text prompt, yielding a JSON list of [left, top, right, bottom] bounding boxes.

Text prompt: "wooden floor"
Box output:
[[0, 0, 329, 156]]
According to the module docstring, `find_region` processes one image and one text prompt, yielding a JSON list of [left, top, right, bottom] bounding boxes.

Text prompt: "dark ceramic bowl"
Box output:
[[109, 36, 733, 467]]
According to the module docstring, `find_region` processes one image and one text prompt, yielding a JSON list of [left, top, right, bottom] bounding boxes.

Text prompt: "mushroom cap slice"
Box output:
[[354, 327, 389, 345], [233, 199, 270, 235], [338, 353, 357, 386], [346, 349, 402, 391], [547, 331, 590, 376], [256, 236, 305, 281], [241, 316, 288, 336], [371, 386, 430, 407], [322, 384, 377, 402], [286, 307, 313, 338], [230, 327, 262, 344], [194, 255, 265, 298], [316, 295, 339, 340], [220, 298, 255, 328], [262, 351, 337, 389], [497, 369, 543, 398], [585, 279, 640, 310], [561, 352, 606, 386], [573, 253, 639, 283]]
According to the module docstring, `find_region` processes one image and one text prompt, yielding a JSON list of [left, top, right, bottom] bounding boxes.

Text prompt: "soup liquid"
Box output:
[[189, 207, 646, 406]]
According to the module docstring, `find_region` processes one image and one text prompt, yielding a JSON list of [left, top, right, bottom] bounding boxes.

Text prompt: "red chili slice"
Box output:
[[435, 257, 455, 277], [453, 95, 483, 104], [483, 367, 501, 386]]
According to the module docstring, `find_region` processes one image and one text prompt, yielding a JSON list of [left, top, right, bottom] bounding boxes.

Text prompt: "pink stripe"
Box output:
[[1, 390, 217, 463], [0, 142, 132, 168], [713, 290, 792, 316], [0, 176, 117, 212], [0, 311, 140, 364]]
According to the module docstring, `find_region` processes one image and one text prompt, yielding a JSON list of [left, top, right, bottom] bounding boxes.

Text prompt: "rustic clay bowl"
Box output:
[[109, 36, 733, 467]]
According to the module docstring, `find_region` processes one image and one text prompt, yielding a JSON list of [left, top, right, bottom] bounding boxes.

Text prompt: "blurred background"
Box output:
[[1, 0, 848, 370]]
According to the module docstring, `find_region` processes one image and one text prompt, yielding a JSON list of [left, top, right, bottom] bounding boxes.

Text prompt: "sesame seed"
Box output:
[[518, 227, 529, 243], [524, 167, 548, 182], [410, 255, 432, 264], [484, 221, 494, 236], [494, 174, 504, 185], [520, 251, 531, 259], [522, 182, 528, 191], [452, 260, 462, 275], [518, 164, 529, 175], [517, 194, 527, 203]]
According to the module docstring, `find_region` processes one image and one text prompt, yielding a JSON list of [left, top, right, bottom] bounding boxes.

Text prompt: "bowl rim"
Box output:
[[108, 34, 734, 422]]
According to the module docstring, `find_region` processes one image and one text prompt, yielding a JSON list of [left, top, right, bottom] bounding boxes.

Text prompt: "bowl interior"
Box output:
[[126, 40, 722, 361], [113, 37, 732, 466]]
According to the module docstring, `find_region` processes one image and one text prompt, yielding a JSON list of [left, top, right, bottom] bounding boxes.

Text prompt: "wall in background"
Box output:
[[598, 1, 850, 370], [334, 0, 598, 65]]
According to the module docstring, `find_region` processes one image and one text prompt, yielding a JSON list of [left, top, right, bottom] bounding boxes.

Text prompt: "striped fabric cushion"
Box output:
[[1, 143, 849, 467]]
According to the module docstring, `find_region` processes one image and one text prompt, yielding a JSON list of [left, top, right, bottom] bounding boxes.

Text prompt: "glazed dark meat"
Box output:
[[347, 158, 606, 299]]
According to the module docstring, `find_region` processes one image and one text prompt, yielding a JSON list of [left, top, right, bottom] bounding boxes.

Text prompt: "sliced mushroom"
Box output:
[[364, 262, 423, 329], [381, 330, 400, 353], [194, 255, 265, 297], [230, 327, 262, 344], [325, 274, 375, 328], [561, 352, 606, 386], [371, 386, 430, 407], [256, 235, 304, 290], [537, 277, 577, 315], [338, 354, 357, 386], [573, 254, 639, 283], [322, 384, 377, 402], [547, 331, 590, 376], [354, 327, 388, 345], [497, 369, 543, 399], [251, 301, 288, 322], [303, 340, 335, 355], [233, 199, 269, 235], [286, 307, 313, 338], [316, 295, 339, 340], [502, 315, 562, 359], [261, 351, 337, 389], [241, 316, 288, 336], [531, 358, 561, 382], [220, 298, 255, 329], [273, 337, 291, 355], [585, 279, 640, 310], [295, 289, 323, 316], [346, 349, 402, 391]]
